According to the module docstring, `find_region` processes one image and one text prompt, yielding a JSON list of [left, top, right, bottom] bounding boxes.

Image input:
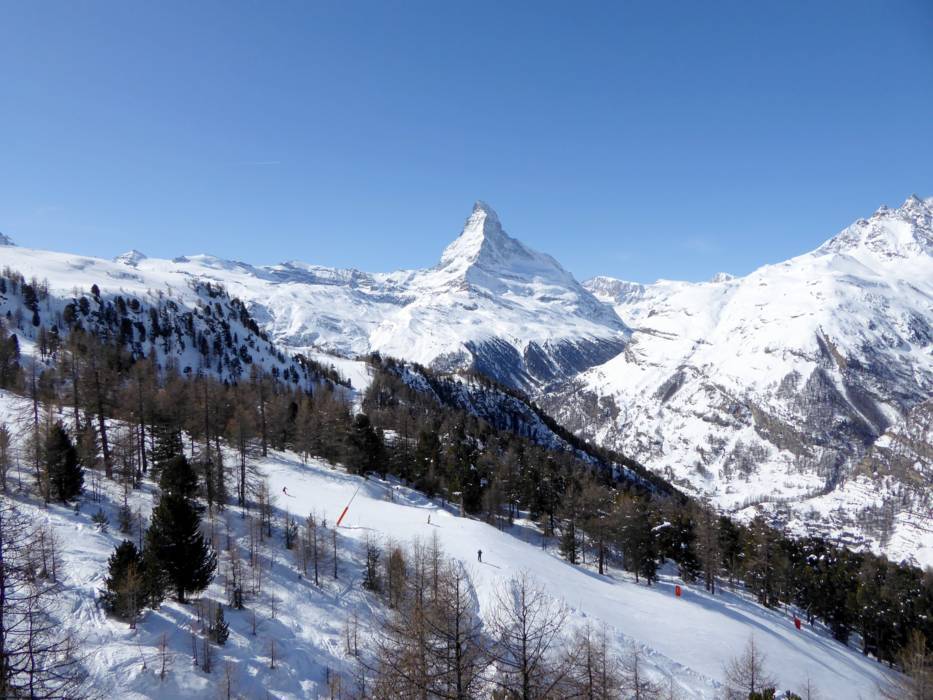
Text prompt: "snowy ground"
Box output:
[[0, 390, 898, 699]]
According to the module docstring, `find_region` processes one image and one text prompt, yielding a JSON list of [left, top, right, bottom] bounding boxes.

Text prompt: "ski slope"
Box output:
[[0, 387, 898, 699], [265, 456, 894, 699]]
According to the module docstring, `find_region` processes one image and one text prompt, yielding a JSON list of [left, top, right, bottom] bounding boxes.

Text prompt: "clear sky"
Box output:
[[1, 1, 931, 283]]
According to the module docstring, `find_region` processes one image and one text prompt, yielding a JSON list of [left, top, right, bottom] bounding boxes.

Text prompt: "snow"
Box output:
[[575, 195, 933, 567], [0, 387, 897, 698], [304, 352, 374, 412], [266, 460, 894, 698], [1, 192, 930, 597], [305, 353, 373, 396], [114, 249, 148, 266], [0, 202, 626, 390]]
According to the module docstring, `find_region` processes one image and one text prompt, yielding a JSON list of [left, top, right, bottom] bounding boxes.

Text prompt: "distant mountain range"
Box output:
[[560, 195, 933, 565], [2, 196, 930, 566]]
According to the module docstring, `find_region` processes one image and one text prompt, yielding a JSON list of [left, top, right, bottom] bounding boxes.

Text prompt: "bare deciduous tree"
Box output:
[[369, 548, 485, 700], [722, 635, 776, 700], [565, 623, 623, 699], [487, 571, 570, 699], [879, 630, 931, 700], [0, 500, 87, 698], [0, 424, 12, 493], [219, 660, 236, 699], [620, 643, 661, 700], [384, 544, 406, 610]]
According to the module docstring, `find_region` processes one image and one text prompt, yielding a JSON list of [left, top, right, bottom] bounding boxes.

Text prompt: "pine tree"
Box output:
[[102, 540, 145, 622], [346, 413, 383, 476], [117, 498, 133, 534], [696, 502, 721, 594], [744, 517, 785, 608], [0, 325, 21, 389], [657, 501, 700, 583], [141, 543, 168, 608], [558, 475, 583, 565], [150, 423, 184, 475], [45, 422, 83, 502], [146, 493, 217, 602], [617, 497, 660, 585], [580, 482, 615, 575], [158, 454, 199, 501], [718, 516, 744, 588], [213, 604, 230, 645]]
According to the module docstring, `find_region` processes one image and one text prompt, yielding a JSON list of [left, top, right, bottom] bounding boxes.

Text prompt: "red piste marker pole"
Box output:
[[336, 483, 363, 527]]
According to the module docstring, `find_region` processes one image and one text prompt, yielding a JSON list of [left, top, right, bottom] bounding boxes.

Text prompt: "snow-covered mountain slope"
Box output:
[[0, 251, 334, 388], [0, 389, 897, 699], [2, 196, 930, 567], [110, 201, 627, 391], [542, 195, 933, 567], [1, 202, 625, 392]]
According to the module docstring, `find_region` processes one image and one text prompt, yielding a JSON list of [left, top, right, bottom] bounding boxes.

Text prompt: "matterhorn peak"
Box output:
[[471, 199, 500, 223], [438, 200, 510, 269], [429, 201, 621, 321], [439, 200, 536, 272], [0, 232, 14, 247], [114, 249, 147, 266]]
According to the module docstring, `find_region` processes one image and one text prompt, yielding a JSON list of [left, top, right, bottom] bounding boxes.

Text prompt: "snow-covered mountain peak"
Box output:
[[436, 201, 572, 285], [0, 232, 15, 246], [817, 195, 933, 261], [113, 249, 147, 266], [471, 199, 500, 226], [709, 271, 735, 283], [440, 200, 516, 267], [583, 276, 647, 304], [439, 200, 500, 260]]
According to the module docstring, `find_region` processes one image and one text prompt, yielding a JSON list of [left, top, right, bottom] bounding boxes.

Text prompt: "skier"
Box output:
[[282, 486, 290, 497], [477, 549, 482, 563], [427, 514, 431, 525]]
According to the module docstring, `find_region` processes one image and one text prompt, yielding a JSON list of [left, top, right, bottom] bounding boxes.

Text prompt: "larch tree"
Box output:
[[879, 630, 932, 700], [487, 571, 570, 700], [722, 636, 777, 700], [0, 500, 87, 698]]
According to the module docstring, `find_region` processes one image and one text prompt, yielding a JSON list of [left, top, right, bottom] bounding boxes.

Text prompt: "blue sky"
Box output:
[[1, 1, 931, 283]]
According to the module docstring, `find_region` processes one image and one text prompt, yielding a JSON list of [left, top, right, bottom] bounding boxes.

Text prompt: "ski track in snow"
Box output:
[[0, 386, 896, 698]]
